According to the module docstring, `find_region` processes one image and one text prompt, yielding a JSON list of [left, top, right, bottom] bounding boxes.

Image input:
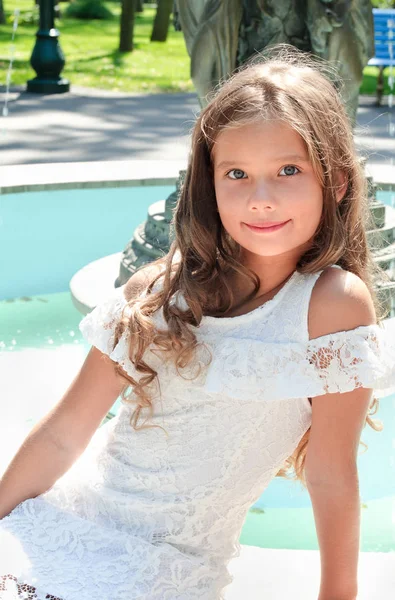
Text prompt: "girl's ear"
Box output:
[[335, 170, 348, 204]]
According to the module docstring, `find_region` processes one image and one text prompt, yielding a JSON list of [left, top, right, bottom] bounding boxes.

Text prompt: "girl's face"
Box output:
[[213, 120, 324, 264]]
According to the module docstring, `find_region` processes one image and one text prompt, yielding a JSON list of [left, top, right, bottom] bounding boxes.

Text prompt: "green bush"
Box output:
[[64, 0, 114, 20]]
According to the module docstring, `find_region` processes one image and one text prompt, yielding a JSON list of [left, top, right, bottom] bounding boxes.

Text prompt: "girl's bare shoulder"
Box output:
[[124, 263, 166, 302], [308, 266, 377, 340]]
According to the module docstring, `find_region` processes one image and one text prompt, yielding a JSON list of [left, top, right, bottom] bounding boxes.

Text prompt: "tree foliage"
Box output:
[[64, 0, 114, 21]]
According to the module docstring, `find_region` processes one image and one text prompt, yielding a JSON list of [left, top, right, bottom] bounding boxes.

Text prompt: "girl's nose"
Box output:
[[248, 182, 277, 210]]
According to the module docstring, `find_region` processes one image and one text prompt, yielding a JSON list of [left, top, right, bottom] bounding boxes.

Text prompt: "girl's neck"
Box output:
[[226, 267, 296, 316], [236, 258, 298, 297]]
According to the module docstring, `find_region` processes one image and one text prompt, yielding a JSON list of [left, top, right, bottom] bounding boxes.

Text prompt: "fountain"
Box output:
[[368, 177, 395, 317], [114, 173, 185, 287]]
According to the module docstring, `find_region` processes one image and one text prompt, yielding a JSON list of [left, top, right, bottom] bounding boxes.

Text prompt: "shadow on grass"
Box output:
[[112, 50, 126, 67], [0, 58, 31, 70], [69, 49, 141, 68]]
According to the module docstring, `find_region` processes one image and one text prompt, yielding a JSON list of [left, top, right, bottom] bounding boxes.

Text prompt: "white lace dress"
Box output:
[[1, 266, 395, 600]]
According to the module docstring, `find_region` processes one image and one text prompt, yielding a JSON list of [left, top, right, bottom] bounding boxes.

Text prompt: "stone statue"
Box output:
[[176, 0, 243, 102], [305, 0, 374, 125], [175, 0, 375, 126]]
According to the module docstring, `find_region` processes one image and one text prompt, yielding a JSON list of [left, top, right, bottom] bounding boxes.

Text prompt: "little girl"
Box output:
[[1, 45, 395, 600]]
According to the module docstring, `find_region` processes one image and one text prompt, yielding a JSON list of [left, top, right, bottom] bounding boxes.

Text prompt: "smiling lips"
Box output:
[[244, 220, 290, 232]]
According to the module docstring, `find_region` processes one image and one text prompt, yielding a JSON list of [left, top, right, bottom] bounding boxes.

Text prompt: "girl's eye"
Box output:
[[227, 169, 247, 180], [279, 165, 300, 176]]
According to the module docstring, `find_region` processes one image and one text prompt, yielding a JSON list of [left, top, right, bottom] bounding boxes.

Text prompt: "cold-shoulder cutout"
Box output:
[[308, 265, 377, 340]]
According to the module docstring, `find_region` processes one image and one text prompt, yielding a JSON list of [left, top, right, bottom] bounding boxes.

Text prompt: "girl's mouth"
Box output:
[[244, 220, 291, 233]]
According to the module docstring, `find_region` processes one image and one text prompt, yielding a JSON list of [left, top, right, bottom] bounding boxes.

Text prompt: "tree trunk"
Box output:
[[150, 0, 172, 42], [136, 0, 143, 12], [119, 0, 137, 52], [0, 0, 6, 25]]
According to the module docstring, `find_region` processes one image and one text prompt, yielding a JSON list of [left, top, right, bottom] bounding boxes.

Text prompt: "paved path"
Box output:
[[0, 87, 199, 165], [0, 85, 394, 167]]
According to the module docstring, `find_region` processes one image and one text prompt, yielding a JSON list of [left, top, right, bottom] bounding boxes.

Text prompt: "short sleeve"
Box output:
[[79, 285, 141, 381], [202, 323, 395, 401]]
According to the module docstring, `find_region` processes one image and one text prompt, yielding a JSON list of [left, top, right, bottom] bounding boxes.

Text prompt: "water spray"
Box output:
[[2, 9, 19, 119]]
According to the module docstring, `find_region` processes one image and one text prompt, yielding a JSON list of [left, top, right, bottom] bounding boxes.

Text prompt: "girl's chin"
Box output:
[[239, 245, 293, 259]]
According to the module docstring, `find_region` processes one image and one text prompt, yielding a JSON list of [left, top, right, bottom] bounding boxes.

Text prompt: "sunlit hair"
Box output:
[[113, 44, 387, 488]]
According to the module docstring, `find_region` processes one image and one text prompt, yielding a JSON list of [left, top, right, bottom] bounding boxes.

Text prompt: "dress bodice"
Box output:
[[69, 265, 394, 564]]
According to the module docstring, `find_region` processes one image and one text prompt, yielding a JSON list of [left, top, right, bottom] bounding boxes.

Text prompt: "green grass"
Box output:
[[1, 0, 394, 95], [1, 0, 193, 93]]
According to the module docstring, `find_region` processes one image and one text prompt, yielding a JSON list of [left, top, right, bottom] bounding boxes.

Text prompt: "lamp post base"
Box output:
[[27, 26, 70, 95], [27, 77, 70, 94]]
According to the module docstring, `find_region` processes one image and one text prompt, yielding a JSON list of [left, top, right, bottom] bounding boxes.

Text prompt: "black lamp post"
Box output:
[[27, 0, 70, 93]]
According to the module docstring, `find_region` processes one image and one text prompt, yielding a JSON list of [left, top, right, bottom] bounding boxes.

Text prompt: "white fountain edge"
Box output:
[[222, 545, 395, 599], [0, 159, 394, 194], [0, 159, 186, 194]]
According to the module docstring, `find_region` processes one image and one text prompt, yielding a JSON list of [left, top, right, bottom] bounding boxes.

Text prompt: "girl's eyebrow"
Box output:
[[273, 154, 310, 163], [215, 155, 309, 170], [215, 160, 248, 169]]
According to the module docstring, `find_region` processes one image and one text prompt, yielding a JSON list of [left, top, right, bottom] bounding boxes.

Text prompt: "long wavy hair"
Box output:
[[113, 44, 387, 488]]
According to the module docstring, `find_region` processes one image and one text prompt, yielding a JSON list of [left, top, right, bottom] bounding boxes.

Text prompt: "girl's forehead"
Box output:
[[212, 120, 309, 162]]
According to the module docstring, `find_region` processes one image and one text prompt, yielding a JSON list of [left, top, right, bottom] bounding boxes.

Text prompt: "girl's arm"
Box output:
[[0, 346, 126, 520], [0, 265, 160, 520], [307, 465, 361, 600], [305, 267, 377, 600]]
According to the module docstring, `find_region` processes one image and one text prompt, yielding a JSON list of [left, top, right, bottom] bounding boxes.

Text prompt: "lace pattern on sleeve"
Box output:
[[203, 324, 395, 401], [78, 286, 142, 382]]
